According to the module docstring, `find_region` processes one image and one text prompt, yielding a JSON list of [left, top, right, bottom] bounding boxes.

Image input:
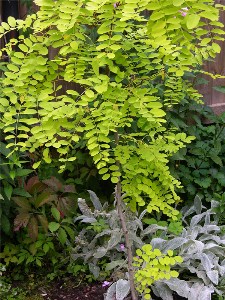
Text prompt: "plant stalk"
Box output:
[[115, 132, 138, 300]]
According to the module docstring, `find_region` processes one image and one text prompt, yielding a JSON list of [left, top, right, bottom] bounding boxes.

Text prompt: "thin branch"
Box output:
[[115, 132, 138, 300]]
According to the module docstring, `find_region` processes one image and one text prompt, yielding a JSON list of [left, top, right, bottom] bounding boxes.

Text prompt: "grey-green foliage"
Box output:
[[151, 196, 225, 300], [104, 279, 130, 300], [72, 190, 143, 279], [71, 191, 225, 299], [72, 190, 176, 281]]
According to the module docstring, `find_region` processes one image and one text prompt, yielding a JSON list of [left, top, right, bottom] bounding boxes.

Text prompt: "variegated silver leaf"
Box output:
[[201, 225, 220, 233], [195, 270, 211, 285], [188, 282, 204, 300], [89, 263, 100, 278], [104, 282, 116, 300], [87, 190, 103, 211], [107, 229, 123, 249], [188, 226, 201, 240], [163, 278, 190, 298], [151, 238, 166, 250], [197, 285, 214, 300], [74, 216, 97, 223], [204, 212, 211, 225], [153, 281, 173, 300], [162, 237, 187, 251], [200, 253, 214, 272], [194, 194, 202, 214], [190, 212, 207, 228], [128, 232, 143, 246], [77, 198, 93, 217], [94, 229, 113, 240], [105, 259, 126, 271], [116, 279, 130, 300], [93, 247, 107, 258], [207, 270, 219, 285], [141, 224, 167, 237], [185, 240, 204, 254]]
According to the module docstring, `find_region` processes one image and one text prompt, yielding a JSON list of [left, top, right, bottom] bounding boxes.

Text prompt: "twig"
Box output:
[[115, 132, 138, 300]]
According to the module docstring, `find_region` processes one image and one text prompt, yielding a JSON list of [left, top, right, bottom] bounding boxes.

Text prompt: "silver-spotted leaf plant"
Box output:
[[0, 0, 225, 298], [71, 192, 225, 299], [150, 196, 225, 300], [104, 279, 130, 300], [72, 191, 143, 279]]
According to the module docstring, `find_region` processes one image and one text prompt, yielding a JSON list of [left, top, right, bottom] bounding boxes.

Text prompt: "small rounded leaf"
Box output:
[[48, 222, 60, 232]]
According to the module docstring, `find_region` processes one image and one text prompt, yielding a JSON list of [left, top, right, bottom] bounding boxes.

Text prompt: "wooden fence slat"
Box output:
[[198, 0, 225, 114]]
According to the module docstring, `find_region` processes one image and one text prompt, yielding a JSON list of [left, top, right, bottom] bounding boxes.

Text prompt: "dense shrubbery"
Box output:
[[1, 0, 225, 299], [168, 99, 225, 205]]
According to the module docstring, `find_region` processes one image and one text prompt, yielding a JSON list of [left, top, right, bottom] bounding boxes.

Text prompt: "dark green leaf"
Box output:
[[58, 227, 67, 244], [16, 169, 34, 177], [51, 207, 61, 222], [211, 155, 223, 167], [1, 215, 11, 234], [48, 222, 60, 232], [4, 184, 13, 200], [13, 188, 31, 198]]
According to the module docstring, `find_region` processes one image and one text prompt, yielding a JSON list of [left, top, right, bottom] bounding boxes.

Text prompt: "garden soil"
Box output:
[[35, 281, 187, 300]]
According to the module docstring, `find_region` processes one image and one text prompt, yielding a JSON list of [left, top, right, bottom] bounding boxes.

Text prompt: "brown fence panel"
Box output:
[[198, 1, 225, 115]]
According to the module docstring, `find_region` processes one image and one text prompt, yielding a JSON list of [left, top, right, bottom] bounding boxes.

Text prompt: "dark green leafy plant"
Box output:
[[0, 140, 34, 242], [0, 177, 77, 281], [48, 207, 76, 246], [13, 175, 76, 241], [0, 61, 36, 242], [0, 263, 27, 300], [212, 192, 225, 225], [0, 229, 78, 283], [168, 100, 225, 204], [0, 234, 55, 267]]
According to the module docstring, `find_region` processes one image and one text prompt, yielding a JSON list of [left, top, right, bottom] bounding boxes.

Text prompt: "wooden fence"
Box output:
[[198, 0, 225, 115], [1, 0, 225, 114]]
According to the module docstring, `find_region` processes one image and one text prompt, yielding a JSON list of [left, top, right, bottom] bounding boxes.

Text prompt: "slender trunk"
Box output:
[[115, 132, 138, 300]]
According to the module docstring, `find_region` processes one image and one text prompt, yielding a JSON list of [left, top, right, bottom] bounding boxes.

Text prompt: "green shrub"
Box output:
[[168, 100, 225, 204]]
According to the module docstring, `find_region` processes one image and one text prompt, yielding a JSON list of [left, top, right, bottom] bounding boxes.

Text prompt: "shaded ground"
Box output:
[[37, 282, 106, 300], [35, 281, 186, 300], [13, 277, 187, 300]]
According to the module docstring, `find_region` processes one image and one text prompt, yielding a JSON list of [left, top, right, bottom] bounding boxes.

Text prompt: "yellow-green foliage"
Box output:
[[0, 0, 224, 219], [133, 244, 183, 300]]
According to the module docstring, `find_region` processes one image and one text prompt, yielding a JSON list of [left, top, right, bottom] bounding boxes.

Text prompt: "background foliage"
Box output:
[[168, 99, 225, 204]]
